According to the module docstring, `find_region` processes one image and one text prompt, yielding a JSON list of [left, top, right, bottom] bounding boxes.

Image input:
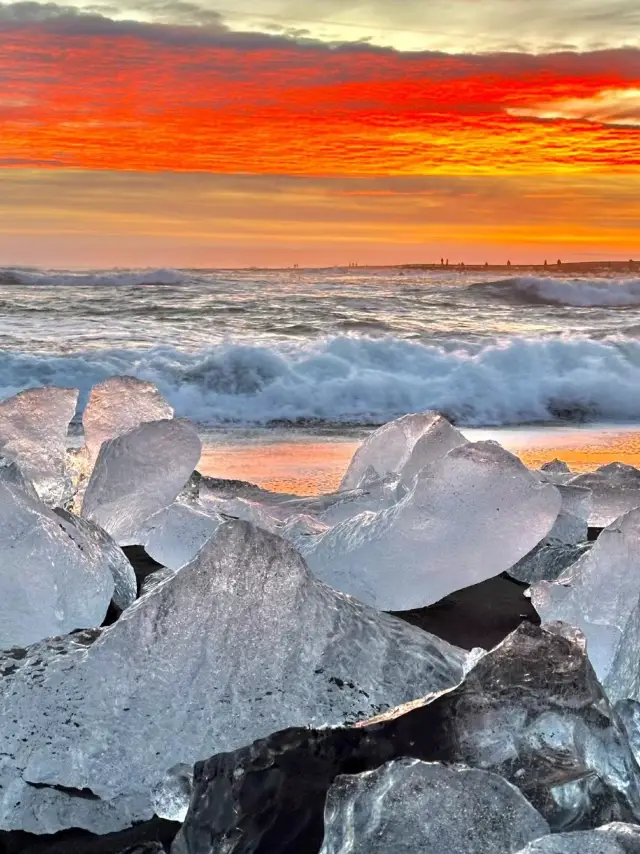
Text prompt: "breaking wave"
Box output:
[[0, 267, 184, 287], [473, 276, 640, 308], [2, 335, 640, 427]]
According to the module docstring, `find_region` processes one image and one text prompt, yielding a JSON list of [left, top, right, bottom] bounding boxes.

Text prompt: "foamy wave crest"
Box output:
[[476, 276, 640, 307], [0, 267, 183, 286], [2, 335, 640, 427]]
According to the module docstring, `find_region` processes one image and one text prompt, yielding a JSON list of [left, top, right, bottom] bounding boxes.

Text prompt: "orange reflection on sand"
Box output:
[[198, 440, 360, 496], [480, 428, 640, 473], [199, 429, 640, 496]]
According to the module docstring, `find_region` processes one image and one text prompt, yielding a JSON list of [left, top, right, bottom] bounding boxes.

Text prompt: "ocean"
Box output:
[[3, 265, 640, 490], [0, 268, 640, 494]]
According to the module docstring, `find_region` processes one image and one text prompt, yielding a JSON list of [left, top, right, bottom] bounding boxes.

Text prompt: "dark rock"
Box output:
[[541, 460, 571, 474], [390, 574, 540, 650], [199, 476, 297, 503], [122, 545, 166, 593], [120, 844, 166, 854], [173, 623, 640, 854], [0, 817, 178, 854]]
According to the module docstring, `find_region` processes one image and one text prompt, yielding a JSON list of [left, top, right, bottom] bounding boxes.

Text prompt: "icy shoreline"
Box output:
[[2, 378, 640, 853]]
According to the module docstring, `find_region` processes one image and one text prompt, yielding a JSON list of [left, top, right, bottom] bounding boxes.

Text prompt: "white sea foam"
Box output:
[[490, 276, 640, 307], [1, 334, 640, 427], [0, 267, 183, 286]]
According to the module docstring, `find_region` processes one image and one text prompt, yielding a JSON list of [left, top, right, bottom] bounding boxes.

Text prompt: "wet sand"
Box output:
[[198, 424, 640, 495]]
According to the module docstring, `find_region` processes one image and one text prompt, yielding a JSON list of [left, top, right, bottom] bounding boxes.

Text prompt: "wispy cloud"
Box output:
[[508, 87, 640, 127], [3, 0, 639, 52]]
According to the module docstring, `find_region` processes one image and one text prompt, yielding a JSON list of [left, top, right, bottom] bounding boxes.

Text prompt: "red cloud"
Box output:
[[1, 5, 639, 175]]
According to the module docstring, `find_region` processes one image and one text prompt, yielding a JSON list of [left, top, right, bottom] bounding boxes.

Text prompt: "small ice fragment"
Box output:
[[133, 503, 223, 570], [569, 463, 640, 527]]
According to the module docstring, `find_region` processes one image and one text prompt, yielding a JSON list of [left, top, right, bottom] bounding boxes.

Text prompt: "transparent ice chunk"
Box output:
[[514, 823, 640, 853], [569, 463, 640, 527], [132, 503, 223, 570], [0, 386, 78, 506], [0, 483, 114, 649], [532, 508, 640, 702], [306, 441, 561, 610], [550, 484, 591, 545], [82, 377, 173, 467], [508, 541, 591, 585], [54, 508, 137, 612], [319, 759, 549, 854], [81, 419, 201, 544], [173, 622, 640, 853], [340, 412, 467, 491], [0, 521, 468, 834]]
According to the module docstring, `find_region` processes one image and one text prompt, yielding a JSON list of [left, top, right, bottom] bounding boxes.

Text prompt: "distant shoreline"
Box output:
[[241, 260, 640, 273], [400, 260, 640, 274]]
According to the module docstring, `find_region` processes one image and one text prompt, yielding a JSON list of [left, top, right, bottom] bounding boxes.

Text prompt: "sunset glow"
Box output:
[[1, 1, 639, 265]]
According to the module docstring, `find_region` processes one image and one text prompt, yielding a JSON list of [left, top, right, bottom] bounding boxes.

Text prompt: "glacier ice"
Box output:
[[569, 463, 640, 527], [319, 759, 549, 854], [173, 622, 640, 854], [550, 484, 591, 545], [514, 823, 640, 853], [0, 521, 468, 834], [280, 513, 330, 551], [399, 414, 469, 485], [82, 419, 202, 544], [200, 495, 281, 533], [305, 441, 561, 610], [0, 482, 114, 649], [532, 508, 640, 702], [0, 386, 78, 506], [132, 503, 223, 570], [509, 483, 591, 584], [508, 482, 591, 584], [339, 411, 468, 490], [83, 376, 173, 467], [508, 541, 591, 585], [319, 475, 406, 526], [54, 508, 137, 612]]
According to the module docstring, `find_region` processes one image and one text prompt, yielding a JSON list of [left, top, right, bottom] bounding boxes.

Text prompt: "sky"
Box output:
[[0, 0, 639, 267]]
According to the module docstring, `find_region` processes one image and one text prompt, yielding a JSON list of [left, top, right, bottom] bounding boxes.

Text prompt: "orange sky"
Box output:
[[1, 4, 639, 265]]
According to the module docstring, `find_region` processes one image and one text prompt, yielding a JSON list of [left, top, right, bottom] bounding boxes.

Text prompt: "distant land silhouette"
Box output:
[[265, 260, 639, 273], [400, 259, 640, 274]]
